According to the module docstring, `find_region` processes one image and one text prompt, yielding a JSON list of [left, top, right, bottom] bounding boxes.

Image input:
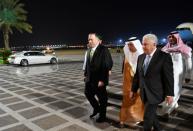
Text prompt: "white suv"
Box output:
[[8, 51, 58, 66]]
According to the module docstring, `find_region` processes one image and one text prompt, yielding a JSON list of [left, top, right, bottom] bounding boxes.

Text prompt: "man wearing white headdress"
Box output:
[[161, 31, 192, 116], [119, 37, 144, 127]]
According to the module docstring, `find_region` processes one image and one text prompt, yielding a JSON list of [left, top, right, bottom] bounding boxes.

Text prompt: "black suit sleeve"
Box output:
[[105, 48, 113, 71], [99, 47, 113, 83], [163, 53, 174, 96]]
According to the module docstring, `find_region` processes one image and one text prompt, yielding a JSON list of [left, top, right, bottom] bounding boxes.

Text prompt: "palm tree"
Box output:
[[0, 0, 32, 50]]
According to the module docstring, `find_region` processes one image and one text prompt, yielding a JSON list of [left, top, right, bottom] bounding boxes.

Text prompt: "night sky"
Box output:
[[0, 0, 193, 47]]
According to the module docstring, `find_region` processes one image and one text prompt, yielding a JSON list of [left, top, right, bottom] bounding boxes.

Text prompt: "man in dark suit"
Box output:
[[130, 34, 174, 131], [84, 33, 113, 123]]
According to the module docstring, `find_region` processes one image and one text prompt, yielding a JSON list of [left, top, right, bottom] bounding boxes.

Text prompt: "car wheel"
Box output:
[[20, 59, 28, 66], [50, 58, 57, 64]]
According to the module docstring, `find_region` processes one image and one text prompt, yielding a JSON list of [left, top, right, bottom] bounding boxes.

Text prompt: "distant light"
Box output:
[[162, 38, 167, 43], [119, 39, 123, 43]]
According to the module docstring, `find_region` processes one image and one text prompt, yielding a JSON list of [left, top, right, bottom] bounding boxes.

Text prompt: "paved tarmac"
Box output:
[[0, 54, 192, 131]]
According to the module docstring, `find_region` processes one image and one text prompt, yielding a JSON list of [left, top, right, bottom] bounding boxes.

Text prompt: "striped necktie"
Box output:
[[90, 49, 94, 61], [143, 55, 151, 74]]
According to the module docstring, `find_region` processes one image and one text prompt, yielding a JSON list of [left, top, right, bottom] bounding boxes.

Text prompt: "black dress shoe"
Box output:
[[159, 113, 169, 122], [119, 123, 125, 128], [89, 111, 99, 118], [96, 117, 106, 123], [161, 113, 169, 121], [136, 121, 144, 126]]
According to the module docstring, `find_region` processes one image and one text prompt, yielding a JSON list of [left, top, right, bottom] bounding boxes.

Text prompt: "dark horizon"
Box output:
[[0, 0, 193, 47]]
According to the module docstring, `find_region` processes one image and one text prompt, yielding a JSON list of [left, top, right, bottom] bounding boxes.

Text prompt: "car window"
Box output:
[[37, 52, 45, 56], [24, 52, 30, 56], [29, 52, 36, 56], [24, 52, 45, 56]]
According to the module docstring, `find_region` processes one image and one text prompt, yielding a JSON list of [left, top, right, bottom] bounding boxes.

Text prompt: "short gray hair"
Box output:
[[142, 34, 158, 45]]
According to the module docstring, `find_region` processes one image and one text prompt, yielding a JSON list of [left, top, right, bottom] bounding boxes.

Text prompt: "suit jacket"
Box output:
[[132, 49, 174, 104], [85, 44, 113, 86]]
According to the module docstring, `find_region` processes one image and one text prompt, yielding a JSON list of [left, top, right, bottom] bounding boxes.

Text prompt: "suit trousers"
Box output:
[[85, 82, 108, 118], [143, 102, 160, 131]]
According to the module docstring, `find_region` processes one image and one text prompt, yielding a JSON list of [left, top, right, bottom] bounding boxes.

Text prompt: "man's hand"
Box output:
[[109, 70, 112, 75], [130, 91, 137, 101], [130, 91, 136, 100], [98, 81, 104, 87], [166, 96, 173, 105]]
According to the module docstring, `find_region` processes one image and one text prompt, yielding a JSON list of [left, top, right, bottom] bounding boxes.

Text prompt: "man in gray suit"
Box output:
[[130, 34, 174, 131]]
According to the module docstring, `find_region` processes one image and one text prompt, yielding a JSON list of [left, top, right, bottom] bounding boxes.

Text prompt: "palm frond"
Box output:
[[0, 0, 32, 49]]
